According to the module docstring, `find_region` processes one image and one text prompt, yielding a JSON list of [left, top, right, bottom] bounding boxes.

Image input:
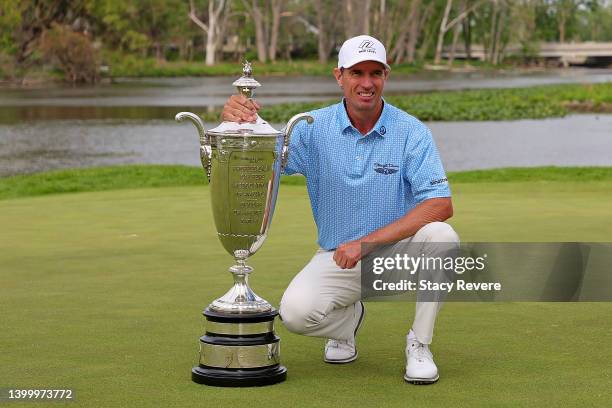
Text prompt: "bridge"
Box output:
[[443, 42, 612, 66]]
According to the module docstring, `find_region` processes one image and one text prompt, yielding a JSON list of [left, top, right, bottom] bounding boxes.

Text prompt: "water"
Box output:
[[1, 68, 611, 119], [1, 115, 610, 177], [430, 115, 612, 171], [1, 68, 611, 176]]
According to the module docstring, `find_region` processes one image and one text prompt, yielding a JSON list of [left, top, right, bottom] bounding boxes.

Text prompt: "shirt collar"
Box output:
[[336, 97, 389, 138]]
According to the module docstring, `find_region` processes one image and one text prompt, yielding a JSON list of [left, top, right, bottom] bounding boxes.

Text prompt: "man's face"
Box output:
[[333, 60, 388, 115]]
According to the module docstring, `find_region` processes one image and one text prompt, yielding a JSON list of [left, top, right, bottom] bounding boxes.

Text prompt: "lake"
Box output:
[[1, 68, 611, 176]]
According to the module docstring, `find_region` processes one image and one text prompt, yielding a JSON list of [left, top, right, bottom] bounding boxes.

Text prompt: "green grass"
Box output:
[[0, 165, 206, 200], [1, 181, 611, 407], [2, 165, 612, 201], [108, 57, 489, 78], [107, 58, 341, 77], [447, 166, 612, 183], [193, 82, 612, 123], [105, 55, 511, 78]]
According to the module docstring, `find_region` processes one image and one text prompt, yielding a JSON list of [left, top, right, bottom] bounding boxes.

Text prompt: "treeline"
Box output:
[[1, 0, 612, 83]]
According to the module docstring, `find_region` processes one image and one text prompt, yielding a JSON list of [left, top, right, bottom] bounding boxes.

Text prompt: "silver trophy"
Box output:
[[175, 62, 313, 387]]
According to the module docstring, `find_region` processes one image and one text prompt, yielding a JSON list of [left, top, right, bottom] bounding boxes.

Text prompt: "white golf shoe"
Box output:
[[404, 331, 439, 384], [324, 301, 365, 364]]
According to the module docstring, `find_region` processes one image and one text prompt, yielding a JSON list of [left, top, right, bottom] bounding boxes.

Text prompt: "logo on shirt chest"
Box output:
[[374, 163, 399, 175]]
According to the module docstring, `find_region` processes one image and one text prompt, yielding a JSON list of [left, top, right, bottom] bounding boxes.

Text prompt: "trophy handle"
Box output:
[[281, 113, 314, 171], [175, 112, 212, 182]]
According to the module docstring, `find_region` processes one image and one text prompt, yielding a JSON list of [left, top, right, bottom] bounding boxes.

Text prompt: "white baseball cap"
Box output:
[[337, 35, 390, 71]]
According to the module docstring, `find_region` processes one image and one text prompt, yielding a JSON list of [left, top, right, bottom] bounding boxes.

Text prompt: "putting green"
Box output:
[[1, 182, 611, 407]]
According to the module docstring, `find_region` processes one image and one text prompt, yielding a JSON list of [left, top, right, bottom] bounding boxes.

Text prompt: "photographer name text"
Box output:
[[372, 279, 502, 292]]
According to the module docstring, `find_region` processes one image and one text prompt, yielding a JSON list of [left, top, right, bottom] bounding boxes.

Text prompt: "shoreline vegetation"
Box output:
[[201, 82, 612, 122], [0, 58, 559, 85], [101, 58, 567, 79], [1, 165, 611, 201]]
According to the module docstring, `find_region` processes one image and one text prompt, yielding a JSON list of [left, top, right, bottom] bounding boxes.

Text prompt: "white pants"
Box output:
[[279, 222, 460, 345]]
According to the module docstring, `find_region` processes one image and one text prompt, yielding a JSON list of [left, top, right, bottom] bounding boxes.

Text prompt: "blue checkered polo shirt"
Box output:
[[284, 100, 450, 250]]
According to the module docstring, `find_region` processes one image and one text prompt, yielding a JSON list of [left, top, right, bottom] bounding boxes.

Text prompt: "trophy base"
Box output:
[[192, 364, 287, 387], [192, 309, 287, 387]]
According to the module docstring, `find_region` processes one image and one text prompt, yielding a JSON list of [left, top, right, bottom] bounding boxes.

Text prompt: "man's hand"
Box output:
[[332, 198, 453, 269], [222, 94, 260, 123], [333, 240, 362, 269]]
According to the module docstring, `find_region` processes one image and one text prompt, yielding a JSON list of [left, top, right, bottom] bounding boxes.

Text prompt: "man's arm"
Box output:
[[333, 197, 453, 269], [222, 94, 309, 176]]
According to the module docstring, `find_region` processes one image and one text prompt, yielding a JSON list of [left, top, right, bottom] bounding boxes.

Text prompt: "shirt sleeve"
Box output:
[[283, 119, 310, 176], [403, 123, 451, 203]]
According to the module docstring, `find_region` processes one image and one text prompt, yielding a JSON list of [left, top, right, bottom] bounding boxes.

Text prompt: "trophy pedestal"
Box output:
[[192, 309, 287, 387]]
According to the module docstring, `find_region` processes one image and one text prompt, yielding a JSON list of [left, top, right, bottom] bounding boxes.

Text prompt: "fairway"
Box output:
[[1, 181, 611, 407]]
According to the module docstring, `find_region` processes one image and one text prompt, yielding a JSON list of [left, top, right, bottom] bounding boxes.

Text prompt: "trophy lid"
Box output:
[[208, 117, 280, 136], [208, 61, 281, 137], [231, 61, 260, 96]]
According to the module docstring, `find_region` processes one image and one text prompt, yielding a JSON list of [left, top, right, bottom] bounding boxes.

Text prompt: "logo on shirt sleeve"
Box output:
[[374, 163, 399, 175]]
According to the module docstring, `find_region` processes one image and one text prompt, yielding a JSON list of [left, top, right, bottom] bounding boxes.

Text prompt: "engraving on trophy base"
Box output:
[[199, 341, 281, 368], [192, 309, 287, 387]]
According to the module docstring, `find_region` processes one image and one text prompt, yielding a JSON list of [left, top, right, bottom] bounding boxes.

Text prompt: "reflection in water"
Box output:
[[0, 115, 611, 177]]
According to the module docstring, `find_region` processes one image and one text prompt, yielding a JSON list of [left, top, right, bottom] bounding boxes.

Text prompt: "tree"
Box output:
[[0, 0, 22, 55], [406, 0, 429, 63], [388, 0, 419, 64], [268, 0, 283, 61], [188, 0, 230, 65], [240, 0, 286, 62], [40, 23, 98, 83], [554, 0, 581, 43], [141, 0, 188, 60], [7, 0, 87, 67], [576, 0, 612, 41], [434, 0, 489, 65], [313, 0, 341, 63], [247, 0, 267, 62], [86, 0, 149, 55], [447, 0, 467, 65], [343, 0, 371, 38], [371, 0, 388, 44], [490, 0, 507, 65], [3, 0, 612, 72], [461, 1, 473, 60], [417, 1, 441, 61], [509, 0, 539, 61]]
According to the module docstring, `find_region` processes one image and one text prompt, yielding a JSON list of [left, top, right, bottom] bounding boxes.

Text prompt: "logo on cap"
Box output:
[[358, 40, 376, 54]]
